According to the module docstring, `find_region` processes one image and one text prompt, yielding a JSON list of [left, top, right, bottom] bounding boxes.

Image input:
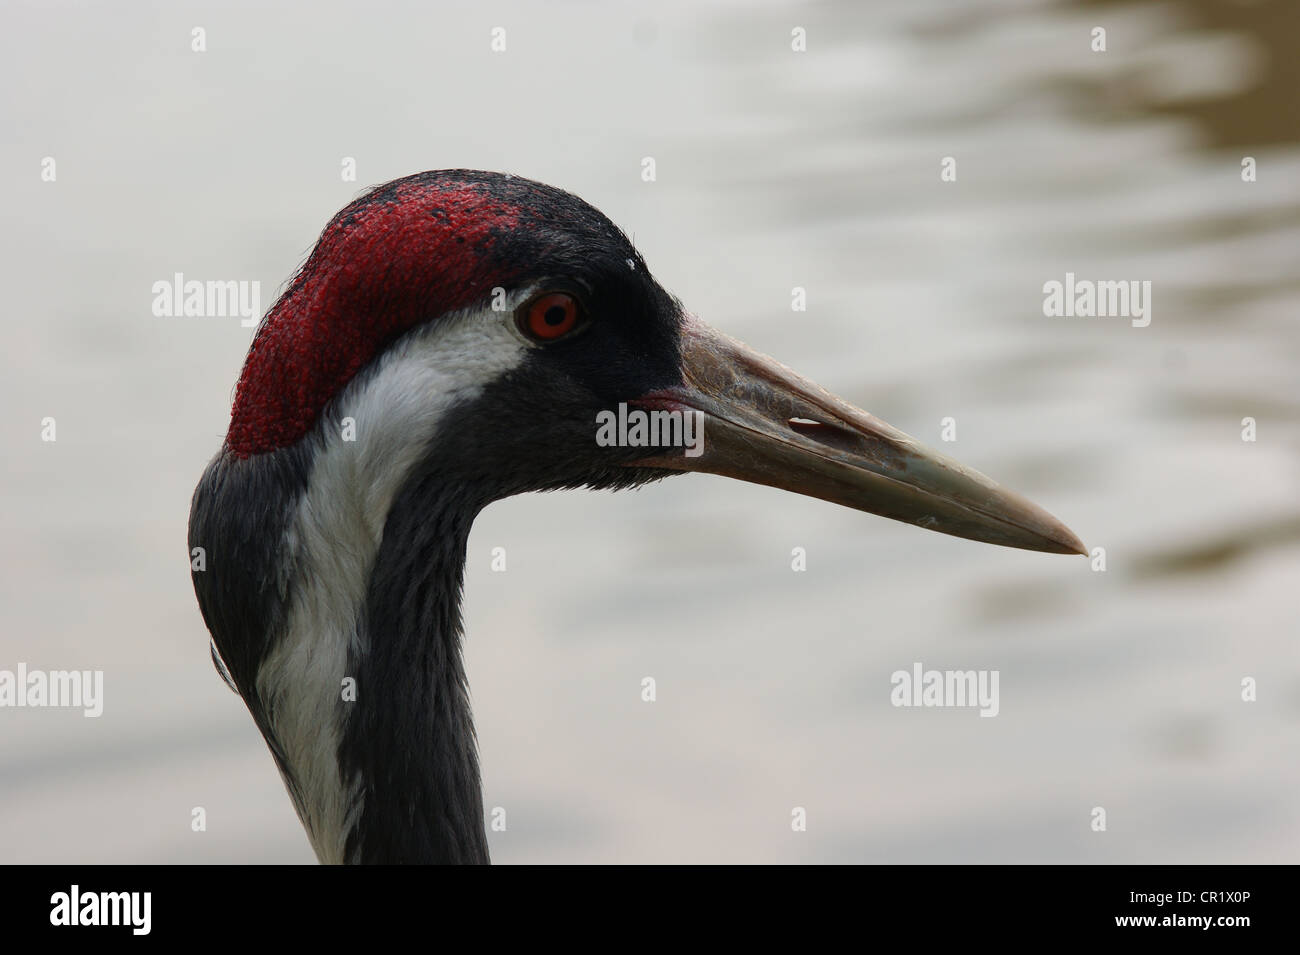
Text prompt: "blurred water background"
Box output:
[[1, 0, 1297, 862]]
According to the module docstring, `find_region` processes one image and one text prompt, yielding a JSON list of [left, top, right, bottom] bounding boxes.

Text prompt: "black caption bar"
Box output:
[[2, 864, 1276, 941]]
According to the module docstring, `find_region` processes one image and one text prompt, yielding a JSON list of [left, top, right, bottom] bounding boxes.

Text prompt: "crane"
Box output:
[[188, 169, 1084, 864]]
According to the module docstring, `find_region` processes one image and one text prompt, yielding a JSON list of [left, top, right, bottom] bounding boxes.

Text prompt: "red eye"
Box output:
[[522, 292, 581, 341]]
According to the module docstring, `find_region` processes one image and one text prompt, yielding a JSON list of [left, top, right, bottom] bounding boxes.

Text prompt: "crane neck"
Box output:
[[224, 446, 492, 864], [336, 481, 489, 863]]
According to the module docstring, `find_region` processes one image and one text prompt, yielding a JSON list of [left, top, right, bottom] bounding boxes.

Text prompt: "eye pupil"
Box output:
[[544, 305, 566, 326]]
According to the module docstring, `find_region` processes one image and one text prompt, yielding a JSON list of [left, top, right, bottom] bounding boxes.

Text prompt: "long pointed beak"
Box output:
[[627, 319, 1086, 556]]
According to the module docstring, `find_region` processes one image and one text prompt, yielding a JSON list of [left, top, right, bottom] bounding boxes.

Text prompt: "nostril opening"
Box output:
[[788, 417, 862, 453]]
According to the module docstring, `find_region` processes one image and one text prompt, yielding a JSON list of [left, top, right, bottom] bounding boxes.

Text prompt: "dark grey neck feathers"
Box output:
[[341, 476, 487, 864], [189, 445, 492, 865]]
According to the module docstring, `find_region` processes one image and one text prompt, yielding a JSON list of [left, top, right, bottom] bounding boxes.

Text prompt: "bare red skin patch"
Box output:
[[227, 180, 524, 457]]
